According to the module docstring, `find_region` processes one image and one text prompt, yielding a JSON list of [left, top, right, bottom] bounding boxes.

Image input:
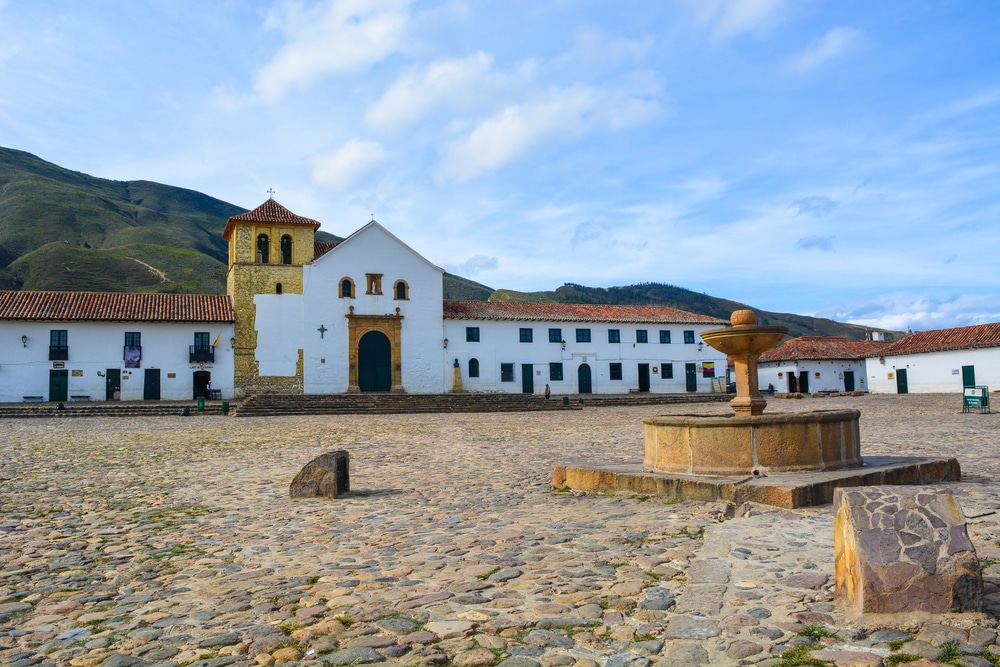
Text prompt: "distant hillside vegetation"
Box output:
[[0, 147, 337, 293]]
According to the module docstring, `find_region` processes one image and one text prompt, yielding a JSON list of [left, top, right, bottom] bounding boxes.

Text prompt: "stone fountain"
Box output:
[[552, 309, 961, 508], [643, 310, 862, 476]]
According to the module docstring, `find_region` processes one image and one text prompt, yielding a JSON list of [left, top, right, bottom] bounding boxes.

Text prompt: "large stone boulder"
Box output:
[[834, 485, 982, 614], [290, 450, 350, 499]]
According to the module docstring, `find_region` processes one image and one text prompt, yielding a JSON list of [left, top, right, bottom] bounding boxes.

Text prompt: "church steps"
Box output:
[[0, 393, 728, 419]]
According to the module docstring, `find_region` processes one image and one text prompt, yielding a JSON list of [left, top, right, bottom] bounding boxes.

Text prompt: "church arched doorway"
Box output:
[[358, 330, 392, 392]]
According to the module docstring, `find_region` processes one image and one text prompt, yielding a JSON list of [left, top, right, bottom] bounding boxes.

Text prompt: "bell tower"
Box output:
[[223, 197, 320, 396]]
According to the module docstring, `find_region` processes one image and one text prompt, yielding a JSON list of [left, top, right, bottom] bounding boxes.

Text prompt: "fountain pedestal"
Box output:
[[643, 310, 861, 475]]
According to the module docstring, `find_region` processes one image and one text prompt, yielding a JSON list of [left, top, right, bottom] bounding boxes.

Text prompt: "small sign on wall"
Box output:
[[887, 372, 895, 379], [167, 373, 177, 379], [71, 370, 83, 377]]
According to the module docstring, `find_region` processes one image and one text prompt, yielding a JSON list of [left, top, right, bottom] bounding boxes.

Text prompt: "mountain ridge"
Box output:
[[0, 146, 892, 341]]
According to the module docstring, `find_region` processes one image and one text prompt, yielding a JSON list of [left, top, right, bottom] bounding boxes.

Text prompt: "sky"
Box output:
[[1, 0, 999, 332]]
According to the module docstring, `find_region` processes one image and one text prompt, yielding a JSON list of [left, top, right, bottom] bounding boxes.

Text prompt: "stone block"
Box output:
[[290, 450, 350, 499], [834, 485, 983, 614]]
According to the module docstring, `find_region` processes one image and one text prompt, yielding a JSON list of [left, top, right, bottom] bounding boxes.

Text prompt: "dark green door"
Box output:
[[577, 364, 592, 394], [843, 371, 855, 392], [896, 368, 908, 394], [358, 331, 392, 392], [143, 369, 161, 400], [962, 365, 976, 388], [638, 364, 650, 392], [521, 364, 534, 394], [685, 363, 697, 392], [49, 370, 68, 402], [106, 369, 121, 400], [798, 371, 809, 394]]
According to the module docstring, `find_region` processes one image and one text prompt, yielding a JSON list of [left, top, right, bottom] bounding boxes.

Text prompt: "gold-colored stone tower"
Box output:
[[223, 198, 321, 397]]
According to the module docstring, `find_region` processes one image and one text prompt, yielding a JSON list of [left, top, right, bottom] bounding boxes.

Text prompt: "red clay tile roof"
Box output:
[[882, 323, 1000, 355], [222, 199, 321, 240], [0, 291, 234, 322], [314, 241, 338, 259], [443, 301, 728, 325], [758, 336, 890, 362]]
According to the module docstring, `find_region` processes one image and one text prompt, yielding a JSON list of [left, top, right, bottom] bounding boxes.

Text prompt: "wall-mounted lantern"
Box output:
[[21, 335, 27, 347], [443, 338, 449, 349]]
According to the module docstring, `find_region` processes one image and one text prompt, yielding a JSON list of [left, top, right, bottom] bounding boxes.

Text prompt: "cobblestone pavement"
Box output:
[[1, 393, 998, 667]]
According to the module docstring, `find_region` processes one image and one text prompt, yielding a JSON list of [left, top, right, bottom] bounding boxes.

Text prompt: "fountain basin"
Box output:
[[643, 409, 861, 476]]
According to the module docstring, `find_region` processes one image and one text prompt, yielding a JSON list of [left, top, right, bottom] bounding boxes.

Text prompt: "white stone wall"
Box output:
[[301, 222, 447, 394], [443, 320, 726, 394], [865, 347, 1000, 394], [0, 321, 235, 402], [758, 359, 869, 394], [254, 293, 304, 377]]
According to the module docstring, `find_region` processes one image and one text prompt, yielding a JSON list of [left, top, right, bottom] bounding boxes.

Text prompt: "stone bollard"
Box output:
[[290, 450, 350, 499], [834, 485, 983, 614]]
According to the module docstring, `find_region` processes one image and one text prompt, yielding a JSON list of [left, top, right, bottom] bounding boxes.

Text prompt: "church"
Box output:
[[0, 199, 729, 402]]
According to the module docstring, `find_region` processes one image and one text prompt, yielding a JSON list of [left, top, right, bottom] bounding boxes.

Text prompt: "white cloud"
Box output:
[[457, 255, 499, 276], [253, 0, 411, 103], [569, 26, 653, 67], [364, 52, 497, 132], [436, 89, 593, 182], [436, 81, 663, 182], [684, 0, 786, 40], [817, 293, 1000, 331], [311, 139, 388, 192], [786, 27, 861, 73]]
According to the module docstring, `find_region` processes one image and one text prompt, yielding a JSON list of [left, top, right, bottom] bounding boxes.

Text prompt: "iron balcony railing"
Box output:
[[189, 345, 215, 363]]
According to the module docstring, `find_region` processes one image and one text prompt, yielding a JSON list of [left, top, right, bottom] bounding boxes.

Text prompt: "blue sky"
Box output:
[[2, 1, 998, 332]]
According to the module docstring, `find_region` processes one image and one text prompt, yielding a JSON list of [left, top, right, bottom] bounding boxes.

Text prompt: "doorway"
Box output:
[[843, 371, 855, 392], [358, 330, 392, 391], [143, 369, 161, 400], [521, 364, 534, 394], [896, 368, 908, 394], [685, 363, 697, 392], [193, 370, 211, 399], [105, 369, 121, 400], [962, 365, 976, 388], [577, 364, 592, 394], [49, 369, 68, 402], [798, 371, 809, 394], [638, 364, 650, 392]]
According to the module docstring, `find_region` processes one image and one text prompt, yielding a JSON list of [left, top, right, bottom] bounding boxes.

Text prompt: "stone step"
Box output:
[[0, 393, 729, 419]]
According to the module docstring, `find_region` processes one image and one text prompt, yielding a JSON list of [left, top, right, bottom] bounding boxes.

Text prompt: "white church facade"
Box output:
[[0, 199, 730, 401]]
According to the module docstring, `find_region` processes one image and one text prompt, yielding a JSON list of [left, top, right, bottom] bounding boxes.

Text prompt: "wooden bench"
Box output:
[[22, 396, 44, 402], [69, 395, 91, 401]]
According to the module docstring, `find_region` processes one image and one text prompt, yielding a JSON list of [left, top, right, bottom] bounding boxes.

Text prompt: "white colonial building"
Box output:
[[865, 323, 1000, 394], [756, 336, 888, 394], [0, 292, 234, 402], [1, 199, 731, 402]]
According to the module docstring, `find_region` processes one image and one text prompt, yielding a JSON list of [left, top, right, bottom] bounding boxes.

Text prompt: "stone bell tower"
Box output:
[[222, 197, 320, 396]]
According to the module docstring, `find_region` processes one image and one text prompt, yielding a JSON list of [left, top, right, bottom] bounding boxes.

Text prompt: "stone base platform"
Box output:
[[552, 455, 961, 509]]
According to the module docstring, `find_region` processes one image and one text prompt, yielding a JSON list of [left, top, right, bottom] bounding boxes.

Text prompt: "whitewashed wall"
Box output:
[[442, 321, 726, 394], [254, 294, 304, 377], [0, 321, 235, 402], [866, 347, 1000, 393], [758, 359, 870, 393], [301, 222, 447, 394]]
